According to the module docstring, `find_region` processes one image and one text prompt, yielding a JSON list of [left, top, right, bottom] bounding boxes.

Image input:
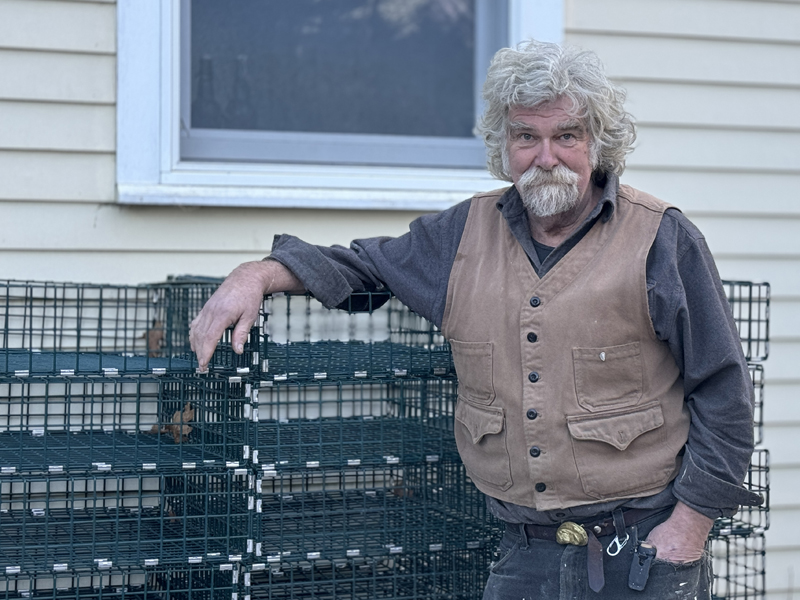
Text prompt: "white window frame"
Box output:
[[117, 0, 563, 211]]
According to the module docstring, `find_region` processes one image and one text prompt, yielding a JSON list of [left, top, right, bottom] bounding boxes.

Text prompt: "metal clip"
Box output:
[[607, 533, 630, 556]]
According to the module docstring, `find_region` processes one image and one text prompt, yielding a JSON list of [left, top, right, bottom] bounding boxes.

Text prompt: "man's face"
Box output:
[[505, 98, 595, 217]]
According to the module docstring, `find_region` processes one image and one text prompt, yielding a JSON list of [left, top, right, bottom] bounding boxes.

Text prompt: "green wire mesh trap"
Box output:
[[0, 278, 771, 599]]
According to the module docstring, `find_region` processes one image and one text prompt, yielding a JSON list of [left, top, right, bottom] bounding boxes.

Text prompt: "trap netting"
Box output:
[[0, 278, 770, 599]]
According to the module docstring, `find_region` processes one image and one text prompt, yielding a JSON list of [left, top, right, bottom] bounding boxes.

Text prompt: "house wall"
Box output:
[[564, 0, 800, 596], [0, 0, 427, 285], [1, 0, 797, 595]]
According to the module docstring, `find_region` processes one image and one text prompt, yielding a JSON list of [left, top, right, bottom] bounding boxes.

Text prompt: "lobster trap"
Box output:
[[0, 373, 250, 475], [0, 278, 771, 599], [0, 469, 251, 574]]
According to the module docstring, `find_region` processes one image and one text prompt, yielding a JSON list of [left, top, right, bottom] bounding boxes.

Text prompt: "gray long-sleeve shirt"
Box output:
[[270, 173, 761, 521]]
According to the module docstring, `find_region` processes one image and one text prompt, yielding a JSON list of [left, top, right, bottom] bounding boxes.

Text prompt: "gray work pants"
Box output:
[[483, 510, 712, 600]]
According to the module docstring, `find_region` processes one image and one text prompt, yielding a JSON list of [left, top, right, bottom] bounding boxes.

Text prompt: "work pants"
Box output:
[[483, 510, 712, 600]]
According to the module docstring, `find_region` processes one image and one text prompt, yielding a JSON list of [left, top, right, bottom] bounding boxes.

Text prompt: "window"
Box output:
[[117, 0, 563, 209]]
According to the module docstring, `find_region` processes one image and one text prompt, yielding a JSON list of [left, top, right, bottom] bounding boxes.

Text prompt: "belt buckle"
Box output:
[[555, 521, 588, 546]]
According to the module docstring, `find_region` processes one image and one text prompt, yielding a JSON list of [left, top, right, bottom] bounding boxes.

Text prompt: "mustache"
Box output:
[[518, 164, 580, 188]]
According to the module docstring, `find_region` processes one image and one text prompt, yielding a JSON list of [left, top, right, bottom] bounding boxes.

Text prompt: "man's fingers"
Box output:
[[231, 310, 257, 354]]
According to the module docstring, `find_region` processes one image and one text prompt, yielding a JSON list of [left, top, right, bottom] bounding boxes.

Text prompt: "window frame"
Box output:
[[116, 0, 563, 210]]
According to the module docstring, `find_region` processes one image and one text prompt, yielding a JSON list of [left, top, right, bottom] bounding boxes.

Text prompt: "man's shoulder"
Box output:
[[618, 184, 676, 213], [471, 186, 512, 203]]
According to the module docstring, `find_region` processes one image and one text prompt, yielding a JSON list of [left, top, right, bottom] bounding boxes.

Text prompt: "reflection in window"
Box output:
[[190, 0, 477, 138]]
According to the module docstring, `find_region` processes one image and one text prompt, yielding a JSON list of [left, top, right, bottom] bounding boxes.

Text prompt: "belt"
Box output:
[[511, 507, 670, 593]]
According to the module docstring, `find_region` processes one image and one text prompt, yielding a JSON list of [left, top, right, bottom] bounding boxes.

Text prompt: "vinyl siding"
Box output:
[[566, 0, 800, 596]]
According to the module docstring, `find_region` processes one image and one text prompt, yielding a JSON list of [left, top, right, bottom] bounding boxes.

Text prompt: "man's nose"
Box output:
[[533, 140, 559, 170]]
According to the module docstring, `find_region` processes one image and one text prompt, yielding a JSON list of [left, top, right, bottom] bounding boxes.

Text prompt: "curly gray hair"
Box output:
[[476, 40, 636, 181]]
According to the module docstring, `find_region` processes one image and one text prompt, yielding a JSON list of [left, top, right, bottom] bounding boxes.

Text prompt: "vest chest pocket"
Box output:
[[573, 342, 643, 411], [566, 401, 675, 499], [450, 340, 495, 406], [454, 399, 512, 491]]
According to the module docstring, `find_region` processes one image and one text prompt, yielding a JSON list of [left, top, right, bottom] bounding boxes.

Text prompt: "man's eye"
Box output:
[[561, 133, 574, 140], [521, 133, 533, 141]]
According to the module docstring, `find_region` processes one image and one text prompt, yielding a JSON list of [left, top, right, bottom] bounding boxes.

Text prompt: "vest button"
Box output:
[[527, 332, 538, 343], [526, 409, 538, 420], [529, 446, 541, 457], [529, 296, 541, 307], [528, 372, 540, 383], [535, 482, 547, 493]]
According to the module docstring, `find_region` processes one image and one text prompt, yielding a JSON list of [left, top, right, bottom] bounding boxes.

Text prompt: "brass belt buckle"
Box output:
[[556, 521, 588, 546]]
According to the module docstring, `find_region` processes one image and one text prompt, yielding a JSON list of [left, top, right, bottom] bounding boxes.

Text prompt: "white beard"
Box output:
[[517, 165, 581, 218]]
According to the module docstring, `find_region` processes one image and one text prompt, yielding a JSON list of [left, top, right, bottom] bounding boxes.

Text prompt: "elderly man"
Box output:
[[190, 41, 760, 598]]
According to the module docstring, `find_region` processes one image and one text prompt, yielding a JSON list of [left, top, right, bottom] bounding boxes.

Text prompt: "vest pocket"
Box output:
[[566, 401, 675, 499], [454, 398, 512, 491], [573, 342, 643, 411], [450, 340, 496, 405]]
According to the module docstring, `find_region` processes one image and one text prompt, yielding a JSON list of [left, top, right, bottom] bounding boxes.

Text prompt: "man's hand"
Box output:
[[189, 260, 303, 371], [644, 501, 714, 563]]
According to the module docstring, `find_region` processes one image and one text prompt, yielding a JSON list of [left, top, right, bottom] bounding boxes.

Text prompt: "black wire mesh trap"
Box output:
[[750, 364, 764, 447], [0, 279, 262, 377], [0, 470, 251, 573], [721, 281, 769, 363], [710, 449, 769, 539], [0, 565, 236, 600], [0, 374, 250, 474], [254, 462, 500, 563], [251, 378, 457, 472], [245, 549, 492, 600], [710, 533, 765, 599], [260, 293, 452, 381]]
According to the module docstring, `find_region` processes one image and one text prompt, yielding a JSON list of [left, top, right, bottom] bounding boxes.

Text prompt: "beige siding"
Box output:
[[567, 0, 800, 595]]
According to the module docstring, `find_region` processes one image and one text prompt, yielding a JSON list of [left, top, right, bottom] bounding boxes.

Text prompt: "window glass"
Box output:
[[190, 0, 478, 138]]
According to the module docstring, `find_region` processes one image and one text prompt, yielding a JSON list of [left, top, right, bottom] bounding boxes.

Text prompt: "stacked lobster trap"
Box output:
[[0, 278, 769, 599]]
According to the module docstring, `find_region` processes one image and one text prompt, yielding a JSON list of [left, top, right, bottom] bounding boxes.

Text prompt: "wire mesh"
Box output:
[[0, 470, 251, 573], [0, 565, 236, 600], [251, 378, 457, 472], [710, 533, 766, 599], [0, 374, 249, 474], [750, 364, 764, 446], [261, 294, 451, 381], [721, 281, 769, 362], [255, 462, 500, 563], [246, 550, 492, 600], [710, 449, 769, 539], [0, 280, 262, 376]]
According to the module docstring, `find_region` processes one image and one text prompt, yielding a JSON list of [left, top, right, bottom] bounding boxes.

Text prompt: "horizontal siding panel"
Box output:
[[0, 151, 114, 201], [567, 33, 800, 86], [622, 170, 800, 216], [0, 100, 114, 151], [765, 507, 800, 548], [629, 126, 800, 172], [567, 0, 800, 43], [689, 215, 800, 258], [0, 201, 421, 251], [0, 250, 270, 286], [0, 49, 115, 103], [762, 424, 800, 467], [623, 81, 800, 129], [0, 0, 115, 54], [767, 464, 800, 507], [757, 339, 800, 383], [763, 382, 800, 424], [764, 547, 800, 596], [714, 258, 800, 296], [770, 299, 800, 338]]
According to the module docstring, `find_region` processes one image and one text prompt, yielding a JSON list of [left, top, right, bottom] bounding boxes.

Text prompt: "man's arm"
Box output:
[[643, 209, 761, 562], [190, 199, 472, 370], [189, 260, 304, 371]]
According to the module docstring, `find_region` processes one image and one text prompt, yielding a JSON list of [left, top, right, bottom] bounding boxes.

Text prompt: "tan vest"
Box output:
[[442, 185, 691, 511]]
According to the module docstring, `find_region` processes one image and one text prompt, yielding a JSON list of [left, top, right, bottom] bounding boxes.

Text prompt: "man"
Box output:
[[190, 41, 760, 598]]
